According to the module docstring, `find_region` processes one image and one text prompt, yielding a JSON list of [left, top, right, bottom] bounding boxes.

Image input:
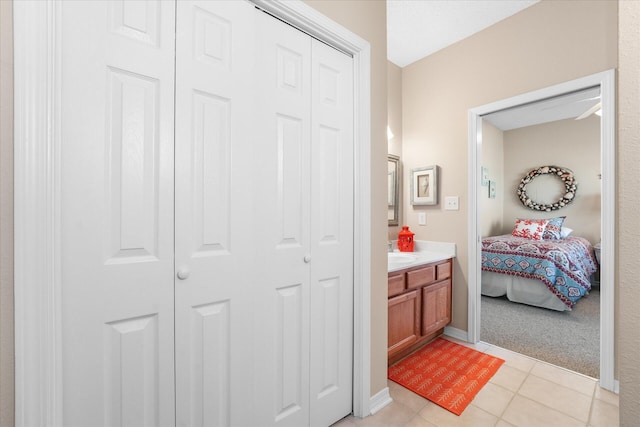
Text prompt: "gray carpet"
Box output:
[[480, 288, 600, 378]]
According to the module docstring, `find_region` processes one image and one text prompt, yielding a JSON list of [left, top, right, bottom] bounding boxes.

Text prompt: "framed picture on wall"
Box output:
[[410, 165, 438, 205]]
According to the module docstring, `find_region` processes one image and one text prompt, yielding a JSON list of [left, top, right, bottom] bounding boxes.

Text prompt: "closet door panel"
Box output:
[[174, 2, 256, 427], [59, 1, 176, 425], [188, 301, 231, 427], [309, 39, 355, 427], [190, 91, 232, 255], [105, 68, 161, 263], [252, 10, 312, 427]]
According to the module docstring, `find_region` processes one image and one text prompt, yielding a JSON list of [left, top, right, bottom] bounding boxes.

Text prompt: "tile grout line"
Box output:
[[519, 368, 595, 425], [481, 343, 591, 425]]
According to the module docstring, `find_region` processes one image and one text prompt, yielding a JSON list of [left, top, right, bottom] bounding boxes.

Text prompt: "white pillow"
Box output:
[[560, 227, 573, 238]]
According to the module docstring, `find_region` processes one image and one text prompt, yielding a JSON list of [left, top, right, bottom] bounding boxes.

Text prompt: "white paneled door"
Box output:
[[59, 1, 353, 426], [174, 1, 257, 427], [60, 1, 177, 425], [308, 31, 355, 427], [252, 10, 354, 427]]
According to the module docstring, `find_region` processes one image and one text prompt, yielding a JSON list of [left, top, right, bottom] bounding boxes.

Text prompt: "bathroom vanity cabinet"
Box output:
[[387, 258, 452, 365]]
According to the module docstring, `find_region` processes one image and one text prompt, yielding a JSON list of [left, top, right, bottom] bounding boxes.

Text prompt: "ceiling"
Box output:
[[482, 87, 601, 131], [386, 0, 599, 129], [387, 0, 539, 68]]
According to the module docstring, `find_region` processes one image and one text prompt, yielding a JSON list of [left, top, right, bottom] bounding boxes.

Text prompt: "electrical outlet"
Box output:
[[445, 196, 459, 211], [418, 212, 426, 225]]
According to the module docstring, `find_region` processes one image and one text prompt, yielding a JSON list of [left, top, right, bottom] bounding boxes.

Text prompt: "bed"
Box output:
[[481, 234, 597, 311]]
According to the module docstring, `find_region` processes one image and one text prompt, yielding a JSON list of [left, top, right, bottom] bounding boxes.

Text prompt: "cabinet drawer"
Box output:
[[437, 261, 451, 280], [406, 265, 436, 289], [388, 273, 405, 297]]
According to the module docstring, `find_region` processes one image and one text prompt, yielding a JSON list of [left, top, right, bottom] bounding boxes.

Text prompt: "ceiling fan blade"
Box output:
[[575, 102, 602, 120]]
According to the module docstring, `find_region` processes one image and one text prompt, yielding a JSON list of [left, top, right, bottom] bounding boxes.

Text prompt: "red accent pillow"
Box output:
[[512, 218, 550, 240]]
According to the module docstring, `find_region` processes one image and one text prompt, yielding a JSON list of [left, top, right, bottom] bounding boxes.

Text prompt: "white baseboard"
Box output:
[[368, 387, 392, 415], [444, 326, 469, 342]]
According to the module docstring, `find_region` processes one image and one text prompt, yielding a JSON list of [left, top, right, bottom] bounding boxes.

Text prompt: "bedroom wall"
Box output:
[[480, 121, 504, 237], [401, 0, 616, 335], [502, 116, 601, 245]]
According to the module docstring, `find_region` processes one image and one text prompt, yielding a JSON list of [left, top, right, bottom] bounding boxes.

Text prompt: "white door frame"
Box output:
[[13, 1, 372, 425], [467, 69, 616, 392]]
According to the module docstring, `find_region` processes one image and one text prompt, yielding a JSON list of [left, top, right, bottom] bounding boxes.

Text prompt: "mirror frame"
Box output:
[[388, 154, 400, 226]]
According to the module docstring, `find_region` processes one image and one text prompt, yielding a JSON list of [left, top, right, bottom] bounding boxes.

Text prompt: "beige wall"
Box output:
[[303, 0, 389, 398], [402, 0, 616, 335], [618, 0, 640, 423], [502, 117, 601, 244], [388, 61, 403, 238], [480, 122, 504, 237], [0, 1, 13, 425]]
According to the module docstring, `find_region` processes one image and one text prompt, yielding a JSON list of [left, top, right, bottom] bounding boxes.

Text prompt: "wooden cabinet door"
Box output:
[[388, 290, 420, 356], [422, 279, 452, 336]]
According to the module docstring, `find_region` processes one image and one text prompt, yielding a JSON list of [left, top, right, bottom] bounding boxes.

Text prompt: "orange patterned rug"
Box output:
[[388, 338, 505, 415]]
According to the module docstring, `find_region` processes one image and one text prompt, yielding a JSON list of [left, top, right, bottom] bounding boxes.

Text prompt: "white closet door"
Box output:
[[59, 1, 176, 425], [252, 10, 354, 427], [252, 10, 313, 427], [58, 2, 353, 425], [174, 1, 257, 426], [309, 38, 354, 427]]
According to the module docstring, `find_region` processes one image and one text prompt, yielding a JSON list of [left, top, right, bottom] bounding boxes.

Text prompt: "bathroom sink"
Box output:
[[388, 252, 417, 264]]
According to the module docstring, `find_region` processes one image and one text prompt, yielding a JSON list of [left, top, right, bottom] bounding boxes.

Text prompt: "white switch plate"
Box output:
[[445, 196, 459, 211], [418, 212, 426, 225]]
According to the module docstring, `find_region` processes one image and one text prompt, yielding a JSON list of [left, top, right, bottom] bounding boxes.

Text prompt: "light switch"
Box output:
[[445, 196, 459, 211], [418, 212, 426, 225]]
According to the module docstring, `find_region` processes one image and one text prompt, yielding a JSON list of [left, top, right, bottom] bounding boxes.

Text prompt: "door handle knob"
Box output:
[[177, 268, 190, 280], [304, 255, 311, 263]]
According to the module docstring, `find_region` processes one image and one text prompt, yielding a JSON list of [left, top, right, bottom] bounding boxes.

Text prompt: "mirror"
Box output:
[[388, 154, 400, 226]]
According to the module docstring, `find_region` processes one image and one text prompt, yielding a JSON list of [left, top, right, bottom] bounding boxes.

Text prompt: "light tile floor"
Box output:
[[332, 337, 619, 427]]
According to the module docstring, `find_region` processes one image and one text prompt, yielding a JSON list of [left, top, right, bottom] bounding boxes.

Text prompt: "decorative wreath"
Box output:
[[517, 166, 577, 211]]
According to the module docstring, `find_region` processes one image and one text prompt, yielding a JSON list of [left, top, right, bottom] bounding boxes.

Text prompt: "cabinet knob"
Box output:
[[177, 268, 190, 280], [303, 255, 312, 263]]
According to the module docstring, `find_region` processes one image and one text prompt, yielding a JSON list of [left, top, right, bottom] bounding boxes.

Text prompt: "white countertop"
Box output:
[[387, 240, 456, 273]]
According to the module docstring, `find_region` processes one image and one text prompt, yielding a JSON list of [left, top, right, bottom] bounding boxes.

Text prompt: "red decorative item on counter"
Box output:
[[397, 226, 415, 252]]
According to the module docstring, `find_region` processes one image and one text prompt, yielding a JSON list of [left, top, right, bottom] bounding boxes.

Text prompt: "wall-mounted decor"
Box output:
[[489, 180, 496, 199], [388, 171, 395, 206], [410, 165, 438, 206], [481, 167, 489, 186], [388, 155, 400, 225], [517, 165, 577, 211]]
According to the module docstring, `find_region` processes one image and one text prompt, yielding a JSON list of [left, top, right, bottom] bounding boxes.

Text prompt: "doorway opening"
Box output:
[[467, 70, 616, 392]]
